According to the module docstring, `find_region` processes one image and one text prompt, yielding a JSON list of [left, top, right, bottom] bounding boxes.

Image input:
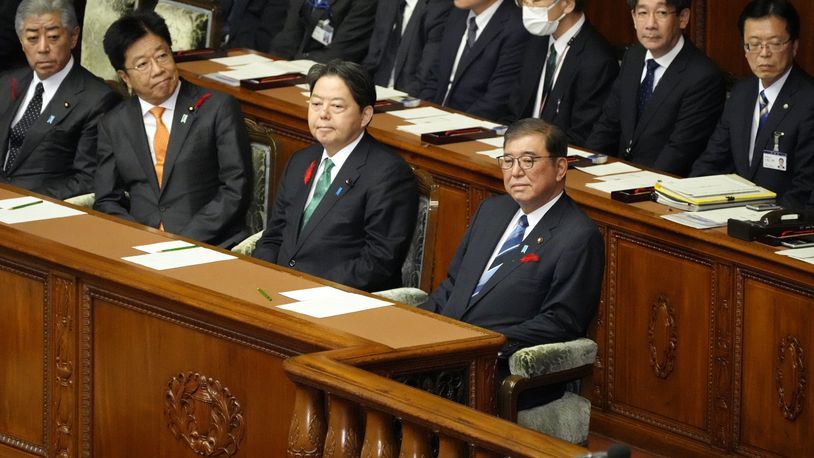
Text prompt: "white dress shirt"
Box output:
[[533, 13, 586, 117], [138, 81, 181, 165], [749, 66, 792, 164], [12, 56, 75, 126], [303, 131, 364, 208]]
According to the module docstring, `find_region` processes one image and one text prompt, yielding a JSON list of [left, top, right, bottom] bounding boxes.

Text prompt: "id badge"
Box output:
[[311, 19, 334, 46], [763, 150, 787, 172]]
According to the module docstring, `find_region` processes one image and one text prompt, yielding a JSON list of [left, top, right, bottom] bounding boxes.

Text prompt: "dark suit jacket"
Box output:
[[419, 1, 529, 121], [269, 0, 378, 63], [362, 0, 451, 97], [506, 19, 618, 148], [691, 66, 814, 209], [253, 133, 418, 292], [226, 0, 289, 50], [94, 80, 251, 248], [0, 64, 119, 199], [420, 193, 604, 355], [586, 40, 725, 176]]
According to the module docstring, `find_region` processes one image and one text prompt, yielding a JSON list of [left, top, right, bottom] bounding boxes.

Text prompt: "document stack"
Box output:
[[654, 174, 776, 211]]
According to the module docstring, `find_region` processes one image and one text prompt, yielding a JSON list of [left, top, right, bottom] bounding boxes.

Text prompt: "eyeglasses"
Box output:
[[498, 155, 554, 170], [126, 51, 172, 73], [633, 9, 677, 22], [743, 39, 791, 54]]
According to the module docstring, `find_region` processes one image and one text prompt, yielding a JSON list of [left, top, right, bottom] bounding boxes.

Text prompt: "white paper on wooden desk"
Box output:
[[776, 246, 814, 259], [661, 206, 769, 229], [215, 61, 305, 80], [375, 85, 408, 100], [285, 59, 319, 73], [478, 137, 504, 147], [568, 147, 594, 158], [280, 286, 347, 301], [0, 198, 85, 224], [122, 248, 236, 270], [389, 107, 449, 120], [576, 162, 641, 176], [586, 171, 675, 193], [209, 54, 273, 67], [397, 116, 500, 135], [477, 148, 504, 159], [277, 293, 392, 318], [132, 240, 196, 254]]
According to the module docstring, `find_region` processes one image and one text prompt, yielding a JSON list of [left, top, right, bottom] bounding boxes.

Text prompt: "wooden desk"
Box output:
[[177, 56, 814, 457], [0, 186, 504, 457]]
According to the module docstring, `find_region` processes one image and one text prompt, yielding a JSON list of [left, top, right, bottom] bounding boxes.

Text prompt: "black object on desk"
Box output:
[[421, 127, 496, 145], [727, 209, 814, 243], [241, 73, 307, 90], [611, 186, 655, 203], [173, 48, 227, 63]]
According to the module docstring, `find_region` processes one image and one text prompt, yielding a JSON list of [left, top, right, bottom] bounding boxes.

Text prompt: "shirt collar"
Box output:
[[468, 0, 503, 32], [321, 131, 364, 172], [645, 34, 684, 69], [35, 55, 74, 93], [759, 65, 793, 101], [552, 13, 585, 54], [138, 80, 182, 117], [517, 191, 564, 231]]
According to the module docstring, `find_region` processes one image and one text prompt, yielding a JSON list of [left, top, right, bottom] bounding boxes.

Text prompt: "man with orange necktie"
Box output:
[[94, 11, 251, 248]]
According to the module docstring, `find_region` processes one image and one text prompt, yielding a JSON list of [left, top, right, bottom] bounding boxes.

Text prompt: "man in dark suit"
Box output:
[[0, 0, 119, 199], [222, 0, 288, 51], [253, 60, 418, 292], [691, 0, 814, 209], [419, 0, 529, 122], [95, 11, 251, 248], [269, 0, 378, 63], [585, 0, 725, 176], [506, 0, 618, 148], [362, 0, 452, 97], [421, 118, 604, 360]]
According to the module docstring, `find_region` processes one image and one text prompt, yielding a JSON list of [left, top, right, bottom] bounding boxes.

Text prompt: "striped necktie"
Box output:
[[541, 42, 558, 104], [472, 215, 528, 297], [758, 90, 769, 128]]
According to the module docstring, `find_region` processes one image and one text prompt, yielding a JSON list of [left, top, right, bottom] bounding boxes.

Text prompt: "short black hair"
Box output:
[[504, 118, 568, 158], [626, 0, 691, 11], [103, 10, 173, 72], [306, 60, 376, 111], [738, 0, 799, 41]]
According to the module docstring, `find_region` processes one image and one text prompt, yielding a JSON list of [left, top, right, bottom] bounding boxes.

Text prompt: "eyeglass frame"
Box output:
[[124, 49, 173, 74], [632, 8, 678, 22], [497, 154, 561, 170], [743, 38, 792, 54]]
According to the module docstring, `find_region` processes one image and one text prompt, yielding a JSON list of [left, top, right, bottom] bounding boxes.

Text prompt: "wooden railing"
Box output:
[[284, 352, 588, 458]]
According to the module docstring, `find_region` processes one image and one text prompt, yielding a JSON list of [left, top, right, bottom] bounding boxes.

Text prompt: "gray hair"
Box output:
[[15, 0, 78, 36]]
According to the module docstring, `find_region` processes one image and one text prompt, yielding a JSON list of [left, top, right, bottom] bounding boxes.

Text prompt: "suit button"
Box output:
[[159, 206, 167, 212], [289, 259, 296, 267]]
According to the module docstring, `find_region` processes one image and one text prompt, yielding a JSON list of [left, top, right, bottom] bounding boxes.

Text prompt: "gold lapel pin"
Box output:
[[63, 101, 70, 108], [188, 106, 194, 112], [783, 103, 789, 109], [537, 237, 544, 244]]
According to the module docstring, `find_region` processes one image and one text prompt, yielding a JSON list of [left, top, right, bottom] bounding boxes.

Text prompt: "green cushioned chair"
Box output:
[[498, 337, 597, 445], [231, 118, 275, 255], [64, 193, 96, 208]]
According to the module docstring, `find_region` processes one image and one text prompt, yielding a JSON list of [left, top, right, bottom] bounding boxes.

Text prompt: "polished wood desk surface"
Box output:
[[0, 186, 497, 352]]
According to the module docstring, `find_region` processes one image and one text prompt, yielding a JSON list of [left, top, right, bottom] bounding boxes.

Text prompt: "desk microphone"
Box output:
[[575, 444, 631, 458]]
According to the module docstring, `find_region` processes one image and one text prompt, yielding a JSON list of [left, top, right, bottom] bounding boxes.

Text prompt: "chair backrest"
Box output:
[[243, 118, 276, 234], [80, 0, 140, 81], [154, 0, 220, 51], [401, 168, 439, 291]]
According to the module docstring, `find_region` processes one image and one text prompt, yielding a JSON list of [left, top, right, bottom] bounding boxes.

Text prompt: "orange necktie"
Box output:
[[149, 106, 168, 187]]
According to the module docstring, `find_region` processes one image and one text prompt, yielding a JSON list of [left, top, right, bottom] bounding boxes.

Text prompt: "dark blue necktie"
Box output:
[[6, 82, 44, 171], [758, 90, 769, 128], [637, 59, 659, 119], [472, 215, 528, 297]]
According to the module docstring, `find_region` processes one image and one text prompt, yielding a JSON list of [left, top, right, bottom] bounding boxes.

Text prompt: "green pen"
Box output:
[[10, 200, 43, 210], [159, 245, 197, 253], [257, 288, 273, 302]]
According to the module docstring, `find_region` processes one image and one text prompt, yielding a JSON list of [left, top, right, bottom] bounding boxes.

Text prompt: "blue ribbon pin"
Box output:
[[335, 186, 343, 196], [46, 115, 55, 124]]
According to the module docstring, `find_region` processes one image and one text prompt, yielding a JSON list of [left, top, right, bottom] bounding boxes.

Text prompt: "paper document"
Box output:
[[205, 61, 307, 86], [132, 240, 196, 254], [477, 148, 504, 159], [122, 247, 236, 270], [0, 197, 85, 224], [375, 85, 408, 100], [278, 286, 391, 318], [284, 59, 319, 73], [389, 107, 449, 120], [576, 162, 641, 176], [397, 114, 500, 135], [775, 246, 814, 259], [661, 206, 770, 229], [478, 137, 504, 147], [209, 54, 273, 67], [662, 174, 761, 198], [587, 171, 675, 193]]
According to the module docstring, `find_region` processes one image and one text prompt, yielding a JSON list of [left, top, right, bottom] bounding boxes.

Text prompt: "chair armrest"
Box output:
[[372, 287, 428, 306], [231, 231, 263, 255], [64, 193, 95, 208]]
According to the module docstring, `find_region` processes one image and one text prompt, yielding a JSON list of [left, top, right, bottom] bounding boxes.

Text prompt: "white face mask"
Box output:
[[522, 1, 565, 37]]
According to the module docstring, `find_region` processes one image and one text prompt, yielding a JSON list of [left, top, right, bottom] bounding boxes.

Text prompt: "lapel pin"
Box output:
[[180, 114, 188, 124], [188, 106, 194, 112], [537, 237, 544, 244], [46, 114, 55, 124], [344, 178, 351, 185], [521, 245, 528, 254], [335, 186, 343, 196], [63, 101, 70, 108], [783, 103, 789, 109]]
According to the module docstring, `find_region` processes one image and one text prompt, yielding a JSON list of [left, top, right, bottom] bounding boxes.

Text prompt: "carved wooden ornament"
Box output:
[[776, 336, 806, 421], [165, 372, 245, 456], [648, 295, 678, 379]]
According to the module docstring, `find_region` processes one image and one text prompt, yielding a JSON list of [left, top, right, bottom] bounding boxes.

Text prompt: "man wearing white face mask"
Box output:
[[506, 0, 618, 148]]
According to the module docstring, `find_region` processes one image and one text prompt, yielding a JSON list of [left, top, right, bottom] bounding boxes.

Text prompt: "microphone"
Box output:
[[575, 444, 631, 458]]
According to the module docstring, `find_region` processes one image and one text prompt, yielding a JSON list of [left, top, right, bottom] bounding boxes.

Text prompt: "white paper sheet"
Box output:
[[280, 286, 347, 301], [586, 171, 676, 193], [478, 137, 504, 147], [209, 54, 273, 67], [278, 286, 391, 318], [662, 174, 760, 198], [661, 206, 770, 229], [0, 198, 85, 224], [284, 59, 319, 73], [122, 247, 236, 270], [576, 162, 641, 176], [476, 148, 504, 159], [389, 107, 449, 119], [397, 116, 500, 135], [775, 246, 814, 259], [132, 240, 196, 254], [375, 85, 408, 100]]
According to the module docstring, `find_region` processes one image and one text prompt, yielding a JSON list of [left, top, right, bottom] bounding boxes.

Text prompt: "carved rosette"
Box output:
[[776, 336, 806, 421], [648, 295, 678, 379], [164, 372, 245, 456]]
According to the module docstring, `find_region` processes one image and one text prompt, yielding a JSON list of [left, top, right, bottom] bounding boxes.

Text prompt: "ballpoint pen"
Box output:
[[257, 288, 273, 302], [9, 200, 43, 210], [159, 245, 197, 253]]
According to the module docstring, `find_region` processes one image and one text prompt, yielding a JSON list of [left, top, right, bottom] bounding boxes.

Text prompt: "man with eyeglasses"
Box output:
[[94, 11, 251, 248], [253, 60, 418, 292], [505, 0, 618, 148], [0, 0, 119, 199], [585, 0, 725, 177], [421, 119, 603, 393], [691, 0, 814, 209]]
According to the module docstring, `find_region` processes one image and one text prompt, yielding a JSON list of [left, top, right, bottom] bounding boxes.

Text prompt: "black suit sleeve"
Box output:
[[585, 72, 623, 156], [464, 26, 528, 121], [690, 103, 737, 177], [406, 0, 452, 97], [37, 89, 121, 199], [93, 115, 134, 220], [565, 53, 619, 148]]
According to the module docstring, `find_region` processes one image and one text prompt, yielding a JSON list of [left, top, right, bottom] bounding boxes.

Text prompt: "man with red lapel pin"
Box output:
[[94, 10, 251, 248], [0, 0, 119, 199], [253, 60, 418, 293], [421, 118, 604, 403]]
